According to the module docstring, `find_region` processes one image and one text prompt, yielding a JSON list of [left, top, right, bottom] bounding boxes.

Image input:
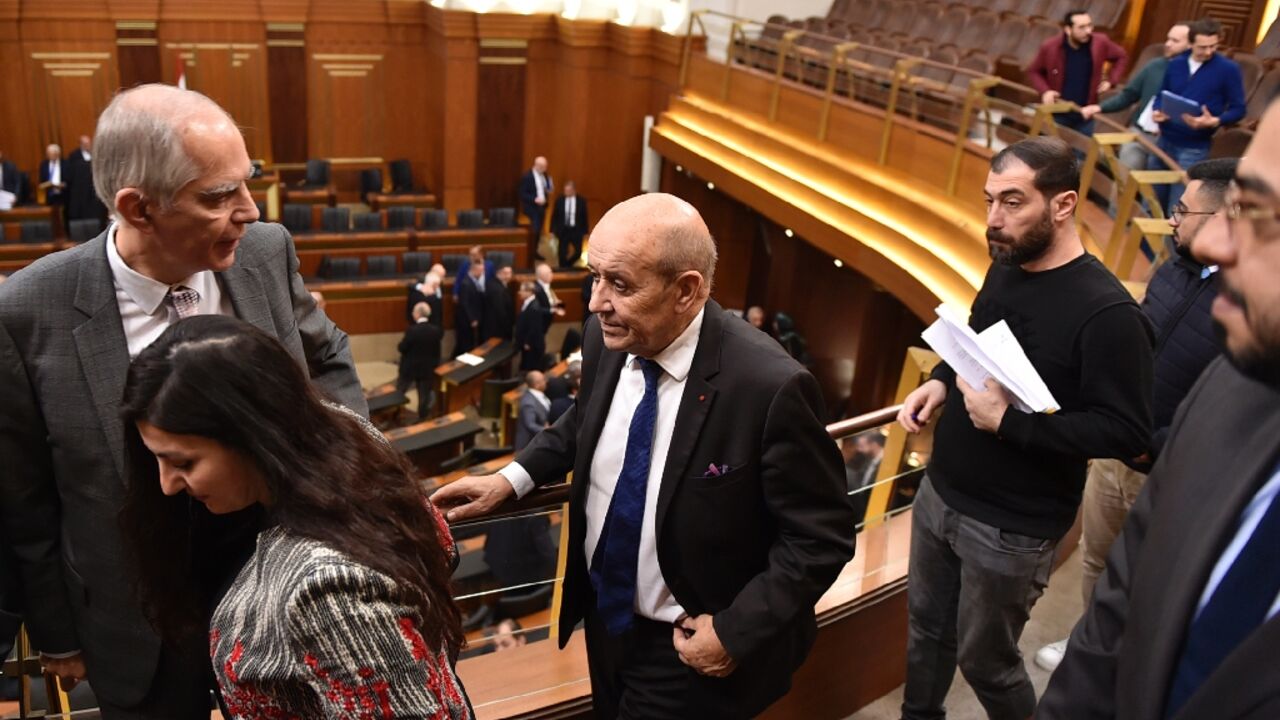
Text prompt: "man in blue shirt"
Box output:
[[1148, 17, 1247, 212]]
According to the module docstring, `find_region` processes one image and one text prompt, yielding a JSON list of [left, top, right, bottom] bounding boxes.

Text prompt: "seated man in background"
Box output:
[[515, 370, 550, 452], [398, 301, 443, 420]]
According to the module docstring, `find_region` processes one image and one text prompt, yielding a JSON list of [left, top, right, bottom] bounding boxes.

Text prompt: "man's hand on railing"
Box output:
[[1080, 104, 1102, 121], [898, 379, 947, 434], [1040, 90, 1060, 106], [430, 474, 515, 522], [40, 651, 87, 690]]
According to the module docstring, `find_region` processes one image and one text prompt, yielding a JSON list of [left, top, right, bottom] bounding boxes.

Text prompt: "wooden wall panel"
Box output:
[[116, 22, 161, 89], [21, 19, 119, 169], [306, 22, 389, 160], [475, 58, 527, 211], [1131, 0, 1268, 52], [266, 27, 307, 164], [382, 14, 433, 196]]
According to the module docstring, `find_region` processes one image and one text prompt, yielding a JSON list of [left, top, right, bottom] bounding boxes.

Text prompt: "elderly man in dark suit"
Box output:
[[551, 180, 589, 268], [518, 156, 553, 261], [515, 280, 547, 372], [455, 258, 486, 356], [1039, 97, 1280, 720], [38, 144, 67, 208], [0, 83, 365, 719], [482, 264, 516, 342], [434, 192, 855, 719], [397, 301, 443, 420]]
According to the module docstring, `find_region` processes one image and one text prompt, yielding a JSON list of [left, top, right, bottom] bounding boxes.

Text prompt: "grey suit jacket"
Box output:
[[0, 222, 366, 707], [514, 390, 549, 452], [1039, 357, 1280, 720]]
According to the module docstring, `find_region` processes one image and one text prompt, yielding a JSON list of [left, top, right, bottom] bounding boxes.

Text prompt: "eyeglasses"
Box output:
[[1171, 204, 1216, 223], [1225, 201, 1280, 242]]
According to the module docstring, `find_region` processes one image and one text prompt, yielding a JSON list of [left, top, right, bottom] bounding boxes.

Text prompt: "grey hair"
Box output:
[[93, 84, 233, 218], [654, 216, 717, 294], [46, 144, 61, 155]]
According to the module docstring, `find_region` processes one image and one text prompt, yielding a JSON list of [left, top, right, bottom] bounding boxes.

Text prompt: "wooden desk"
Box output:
[[368, 192, 436, 211], [1, 206, 56, 242], [383, 411, 481, 476], [364, 381, 409, 427], [435, 338, 516, 415], [500, 360, 569, 447], [0, 240, 71, 274], [293, 226, 529, 278]]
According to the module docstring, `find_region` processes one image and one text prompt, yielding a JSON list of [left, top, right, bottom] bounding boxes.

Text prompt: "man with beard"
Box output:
[[1035, 157, 1235, 673], [1039, 99, 1280, 720], [896, 135, 1153, 720]]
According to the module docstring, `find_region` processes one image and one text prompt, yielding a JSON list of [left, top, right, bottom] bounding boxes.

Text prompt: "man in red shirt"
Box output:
[[1026, 9, 1128, 135]]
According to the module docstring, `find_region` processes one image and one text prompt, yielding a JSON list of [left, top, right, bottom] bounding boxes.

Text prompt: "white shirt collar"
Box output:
[[522, 295, 536, 311], [528, 387, 550, 409], [105, 223, 219, 315], [626, 306, 705, 384]]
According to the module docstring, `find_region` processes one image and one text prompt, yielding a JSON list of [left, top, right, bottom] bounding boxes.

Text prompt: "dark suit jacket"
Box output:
[[515, 303, 546, 372], [398, 320, 442, 383], [455, 274, 485, 353], [1039, 357, 1280, 720], [0, 222, 366, 707], [514, 390, 549, 452], [0, 160, 27, 205], [65, 149, 103, 222], [482, 279, 514, 342], [518, 170, 553, 217], [0, 523, 21, 662], [405, 283, 443, 328], [515, 300, 855, 717], [39, 160, 66, 205], [550, 195, 588, 244]]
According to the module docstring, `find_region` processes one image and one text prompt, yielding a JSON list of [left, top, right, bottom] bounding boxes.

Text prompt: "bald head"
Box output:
[[526, 370, 547, 391], [94, 83, 241, 216], [533, 156, 548, 173], [598, 193, 717, 291]]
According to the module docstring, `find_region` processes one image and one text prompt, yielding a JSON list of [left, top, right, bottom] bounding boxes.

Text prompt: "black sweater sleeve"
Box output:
[[997, 304, 1153, 460]]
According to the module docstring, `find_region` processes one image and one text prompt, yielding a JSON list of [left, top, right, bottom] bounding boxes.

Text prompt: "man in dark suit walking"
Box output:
[[397, 301, 443, 420], [455, 259, 486, 356], [65, 135, 106, 225], [1039, 97, 1280, 720], [0, 84, 366, 719], [434, 193, 855, 719], [551, 180, 589, 268], [38, 144, 67, 209], [519, 156, 553, 261], [482, 265, 515, 342], [515, 280, 547, 372]]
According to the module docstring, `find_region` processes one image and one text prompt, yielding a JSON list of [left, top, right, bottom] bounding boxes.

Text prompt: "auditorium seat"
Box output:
[[1014, 19, 1061, 66], [403, 251, 434, 275], [354, 211, 384, 232], [860, 0, 892, 31], [387, 205, 417, 230], [488, 207, 516, 227], [1042, 0, 1078, 23], [282, 203, 312, 234], [488, 250, 516, 270], [318, 256, 360, 280], [990, 0, 1025, 18], [0, 224, 5, 242], [1089, 0, 1125, 28], [1235, 53, 1265, 103], [365, 254, 397, 278], [1246, 68, 1280, 124], [934, 7, 970, 48], [951, 10, 999, 54], [989, 16, 1030, 62], [1130, 43, 1162, 74], [321, 207, 351, 233], [456, 209, 484, 229], [1210, 127, 1254, 159], [422, 209, 449, 230], [68, 218, 102, 242], [1023, 0, 1055, 21], [21, 222, 52, 243], [285, 159, 336, 207], [441, 253, 469, 275], [903, 4, 945, 44], [880, 1, 917, 39], [746, 14, 788, 68]]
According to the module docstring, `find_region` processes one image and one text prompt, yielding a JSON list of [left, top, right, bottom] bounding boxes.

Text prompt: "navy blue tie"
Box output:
[[1166, 483, 1280, 717], [590, 357, 663, 636]]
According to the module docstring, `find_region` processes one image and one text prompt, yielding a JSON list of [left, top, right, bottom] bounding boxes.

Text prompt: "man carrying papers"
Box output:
[[896, 136, 1154, 720]]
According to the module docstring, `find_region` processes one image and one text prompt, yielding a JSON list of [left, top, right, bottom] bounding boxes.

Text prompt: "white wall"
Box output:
[[688, 0, 831, 60]]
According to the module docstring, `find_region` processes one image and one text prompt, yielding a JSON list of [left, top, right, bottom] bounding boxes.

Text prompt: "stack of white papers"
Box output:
[[455, 353, 484, 367], [921, 304, 1060, 414]]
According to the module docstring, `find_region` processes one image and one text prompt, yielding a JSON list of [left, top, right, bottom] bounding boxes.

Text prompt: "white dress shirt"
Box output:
[[566, 196, 576, 227], [537, 279, 559, 306], [501, 308, 705, 622], [106, 223, 234, 358], [48, 161, 61, 186], [534, 170, 547, 202], [1194, 463, 1280, 621], [527, 387, 551, 413]]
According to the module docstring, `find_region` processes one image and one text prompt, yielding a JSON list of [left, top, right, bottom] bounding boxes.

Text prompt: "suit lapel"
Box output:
[[655, 301, 723, 539], [71, 235, 132, 486], [1174, 615, 1280, 719], [1146, 379, 1280, 714], [219, 254, 275, 336]]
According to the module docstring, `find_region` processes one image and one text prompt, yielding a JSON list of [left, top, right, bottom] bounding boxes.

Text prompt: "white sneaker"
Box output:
[[1034, 638, 1069, 671]]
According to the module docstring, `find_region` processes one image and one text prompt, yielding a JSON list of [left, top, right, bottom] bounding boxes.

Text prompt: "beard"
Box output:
[[986, 209, 1055, 266], [1214, 279, 1280, 388]]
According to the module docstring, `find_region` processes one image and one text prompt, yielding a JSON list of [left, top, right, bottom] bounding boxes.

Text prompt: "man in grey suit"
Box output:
[[1039, 99, 1280, 719], [0, 84, 366, 718], [515, 370, 551, 451]]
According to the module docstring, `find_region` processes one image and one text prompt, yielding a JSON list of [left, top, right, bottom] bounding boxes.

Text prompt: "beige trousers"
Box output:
[[1080, 458, 1149, 606]]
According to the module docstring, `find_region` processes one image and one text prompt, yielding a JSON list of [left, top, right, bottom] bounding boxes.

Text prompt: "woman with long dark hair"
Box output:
[[119, 315, 471, 719]]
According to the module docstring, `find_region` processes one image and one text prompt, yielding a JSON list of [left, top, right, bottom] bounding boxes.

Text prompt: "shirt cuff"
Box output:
[[498, 461, 535, 499], [40, 649, 82, 659]]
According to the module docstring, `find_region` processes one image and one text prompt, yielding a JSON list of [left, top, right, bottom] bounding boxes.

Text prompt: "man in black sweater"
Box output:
[[1036, 157, 1236, 672], [896, 136, 1153, 720]]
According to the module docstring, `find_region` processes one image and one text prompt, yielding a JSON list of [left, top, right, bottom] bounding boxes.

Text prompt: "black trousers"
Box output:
[[584, 613, 692, 720], [97, 641, 211, 720]]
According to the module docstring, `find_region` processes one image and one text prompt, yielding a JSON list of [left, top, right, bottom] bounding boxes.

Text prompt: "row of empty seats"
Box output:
[[315, 249, 518, 280], [282, 205, 517, 235], [0, 218, 104, 245]]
